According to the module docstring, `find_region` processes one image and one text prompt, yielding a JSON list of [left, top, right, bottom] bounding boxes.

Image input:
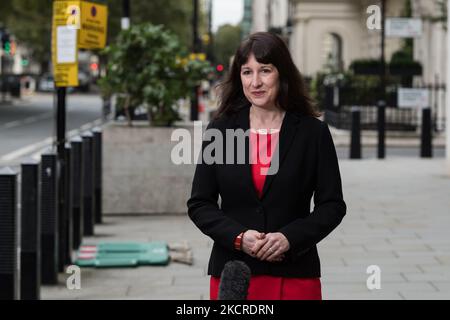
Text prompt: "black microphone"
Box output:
[[218, 260, 251, 300]]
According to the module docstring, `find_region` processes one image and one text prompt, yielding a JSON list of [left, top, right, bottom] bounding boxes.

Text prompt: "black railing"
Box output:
[[324, 106, 419, 131], [320, 84, 446, 132]]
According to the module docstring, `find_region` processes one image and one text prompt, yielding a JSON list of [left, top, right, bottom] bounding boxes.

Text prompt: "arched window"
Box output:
[[322, 32, 343, 72]]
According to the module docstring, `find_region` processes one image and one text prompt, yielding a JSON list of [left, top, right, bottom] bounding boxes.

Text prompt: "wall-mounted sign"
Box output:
[[385, 18, 422, 38], [398, 88, 429, 108], [79, 1, 108, 49]]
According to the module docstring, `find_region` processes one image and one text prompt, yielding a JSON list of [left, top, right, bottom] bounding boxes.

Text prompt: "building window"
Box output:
[[322, 32, 343, 72]]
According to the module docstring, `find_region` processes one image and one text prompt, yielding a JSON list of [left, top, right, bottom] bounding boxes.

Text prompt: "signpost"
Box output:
[[79, 1, 108, 49], [51, 0, 108, 155], [51, 0, 108, 272], [385, 18, 422, 38], [52, 1, 80, 88]]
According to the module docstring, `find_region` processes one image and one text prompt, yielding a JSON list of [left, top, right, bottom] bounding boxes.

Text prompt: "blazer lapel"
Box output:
[[260, 111, 301, 200], [233, 107, 260, 201]]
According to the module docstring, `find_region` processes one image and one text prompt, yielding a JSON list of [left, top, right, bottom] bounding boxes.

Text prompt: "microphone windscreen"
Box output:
[[217, 260, 251, 300]]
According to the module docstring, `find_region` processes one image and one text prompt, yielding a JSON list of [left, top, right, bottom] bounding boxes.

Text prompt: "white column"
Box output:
[[446, 0, 450, 174]]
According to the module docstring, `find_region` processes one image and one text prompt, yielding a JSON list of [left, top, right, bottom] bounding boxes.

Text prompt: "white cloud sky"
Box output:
[[212, 0, 243, 32]]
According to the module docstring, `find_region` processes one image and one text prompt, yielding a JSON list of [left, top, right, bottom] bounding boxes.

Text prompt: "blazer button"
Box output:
[[256, 207, 263, 214]]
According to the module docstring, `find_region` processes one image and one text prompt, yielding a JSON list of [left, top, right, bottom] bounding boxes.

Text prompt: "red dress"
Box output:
[[210, 129, 322, 300]]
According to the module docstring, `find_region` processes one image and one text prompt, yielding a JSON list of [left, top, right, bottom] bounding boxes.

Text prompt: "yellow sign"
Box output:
[[79, 1, 108, 49], [189, 53, 207, 61], [52, 0, 80, 87]]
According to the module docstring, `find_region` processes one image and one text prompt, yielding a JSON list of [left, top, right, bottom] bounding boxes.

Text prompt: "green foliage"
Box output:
[[99, 23, 213, 126], [0, 0, 206, 73], [103, 0, 202, 49], [213, 24, 242, 69], [0, 0, 53, 72], [349, 59, 381, 69], [312, 71, 400, 108]]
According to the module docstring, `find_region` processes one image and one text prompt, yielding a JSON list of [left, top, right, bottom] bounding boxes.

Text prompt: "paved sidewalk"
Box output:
[[41, 158, 450, 300]]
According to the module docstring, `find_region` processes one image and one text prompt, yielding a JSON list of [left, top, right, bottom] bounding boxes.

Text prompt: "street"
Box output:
[[0, 93, 103, 162]]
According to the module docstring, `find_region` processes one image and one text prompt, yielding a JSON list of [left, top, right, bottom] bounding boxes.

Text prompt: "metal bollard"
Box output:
[[92, 128, 102, 224], [420, 107, 432, 158], [40, 151, 59, 285], [82, 132, 95, 236], [350, 108, 362, 159], [0, 167, 19, 299], [64, 143, 73, 264], [20, 160, 41, 300], [377, 100, 386, 159], [71, 137, 83, 250], [58, 155, 67, 273]]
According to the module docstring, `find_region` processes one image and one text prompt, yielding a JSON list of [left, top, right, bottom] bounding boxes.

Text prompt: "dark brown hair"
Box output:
[[215, 32, 320, 119]]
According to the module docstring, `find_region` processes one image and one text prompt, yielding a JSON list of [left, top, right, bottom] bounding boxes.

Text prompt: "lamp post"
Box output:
[[190, 0, 201, 121], [377, 0, 386, 159], [122, 0, 130, 30], [446, 0, 450, 174]]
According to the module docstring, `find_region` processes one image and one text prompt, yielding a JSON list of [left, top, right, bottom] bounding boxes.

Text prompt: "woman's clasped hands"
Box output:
[[241, 230, 290, 262]]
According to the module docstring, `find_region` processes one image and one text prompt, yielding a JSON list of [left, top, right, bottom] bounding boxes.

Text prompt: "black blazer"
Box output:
[[187, 107, 346, 278]]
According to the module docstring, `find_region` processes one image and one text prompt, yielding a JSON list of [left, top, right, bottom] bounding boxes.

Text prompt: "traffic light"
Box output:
[[1, 32, 10, 52], [90, 62, 99, 71], [1, 31, 14, 56], [10, 40, 16, 56], [4, 41, 11, 54], [21, 57, 29, 67]]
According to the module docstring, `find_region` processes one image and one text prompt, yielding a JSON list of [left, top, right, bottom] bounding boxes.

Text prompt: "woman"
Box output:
[[187, 32, 346, 300]]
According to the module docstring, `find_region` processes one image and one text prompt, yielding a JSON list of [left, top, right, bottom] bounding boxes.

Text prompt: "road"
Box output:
[[0, 93, 103, 163]]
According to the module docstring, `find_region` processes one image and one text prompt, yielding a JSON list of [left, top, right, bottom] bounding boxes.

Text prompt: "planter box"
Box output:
[[103, 122, 198, 215]]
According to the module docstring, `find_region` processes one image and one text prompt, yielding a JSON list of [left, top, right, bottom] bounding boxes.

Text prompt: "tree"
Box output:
[[1, 0, 53, 73], [103, 0, 197, 48], [0, 0, 208, 73], [213, 24, 241, 70], [98, 23, 213, 127]]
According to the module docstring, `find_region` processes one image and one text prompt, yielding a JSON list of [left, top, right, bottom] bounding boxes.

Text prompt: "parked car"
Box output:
[[37, 72, 89, 93], [38, 74, 54, 92]]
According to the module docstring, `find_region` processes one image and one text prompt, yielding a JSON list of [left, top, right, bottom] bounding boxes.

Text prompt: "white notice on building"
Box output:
[[385, 18, 422, 38], [56, 26, 77, 64], [398, 88, 429, 108]]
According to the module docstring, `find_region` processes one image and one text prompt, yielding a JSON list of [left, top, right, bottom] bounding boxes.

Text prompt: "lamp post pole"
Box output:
[[377, 0, 386, 159], [191, 0, 200, 121], [122, 0, 130, 30], [446, 0, 450, 174]]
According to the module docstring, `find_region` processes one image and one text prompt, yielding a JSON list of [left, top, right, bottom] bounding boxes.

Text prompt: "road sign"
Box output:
[[385, 18, 422, 38], [79, 1, 108, 49], [398, 88, 429, 108], [52, 0, 80, 87]]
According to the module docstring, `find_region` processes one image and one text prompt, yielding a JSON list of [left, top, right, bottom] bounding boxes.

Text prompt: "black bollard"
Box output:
[[420, 107, 433, 158], [350, 108, 362, 159], [58, 156, 67, 274], [64, 143, 73, 264], [93, 128, 102, 224], [0, 167, 19, 300], [377, 100, 386, 159], [71, 137, 83, 250], [20, 160, 41, 300], [40, 151, 59, 285], [82, 132, 95, 236]]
